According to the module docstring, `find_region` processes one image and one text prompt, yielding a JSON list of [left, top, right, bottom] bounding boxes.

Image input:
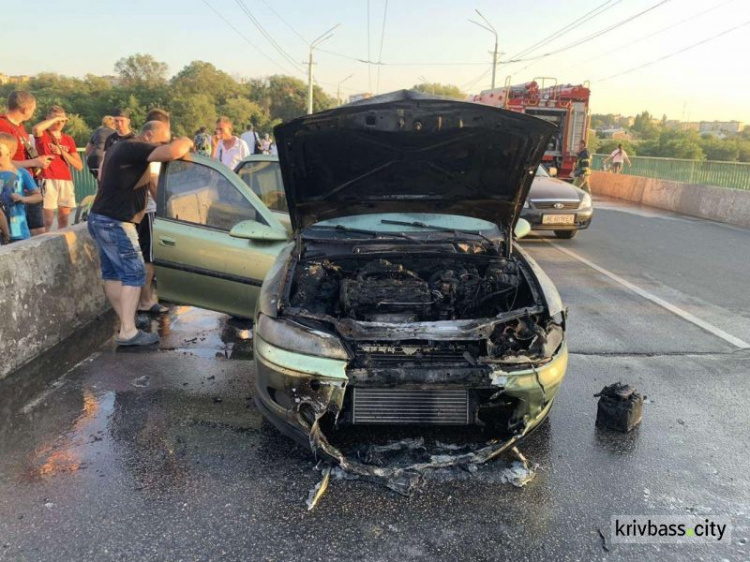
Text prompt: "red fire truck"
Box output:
[[471, 78, 591, 179]]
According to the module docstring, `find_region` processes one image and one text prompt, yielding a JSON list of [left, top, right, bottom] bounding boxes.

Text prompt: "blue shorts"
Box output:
[[87, 212, 146, 287]]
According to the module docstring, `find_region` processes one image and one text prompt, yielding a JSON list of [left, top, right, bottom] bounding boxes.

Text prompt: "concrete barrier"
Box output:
[[590, 171, 750, 229], [0, 224, 109, 380]]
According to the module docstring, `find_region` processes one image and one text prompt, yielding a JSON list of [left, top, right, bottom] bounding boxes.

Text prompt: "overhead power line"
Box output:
[[200, 0, 301, 76], [367, 0, 373, 92], [316, 48, 489, 66], [509, 0, 672, 75], [508, 0, 623, 61], [596, 18, 750, 82], [461, 68, 492, 91], [233, 0, 305, 73], [257, 0, 308, 44], [558, 0, 737, 73], [376, 0, 389, 93]]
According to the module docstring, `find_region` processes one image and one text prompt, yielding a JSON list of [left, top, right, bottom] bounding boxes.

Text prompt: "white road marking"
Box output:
[[547, 242, 750, 350]]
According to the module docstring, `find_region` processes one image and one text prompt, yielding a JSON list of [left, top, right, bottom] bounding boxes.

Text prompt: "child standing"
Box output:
[[0, 132, 42, 242]]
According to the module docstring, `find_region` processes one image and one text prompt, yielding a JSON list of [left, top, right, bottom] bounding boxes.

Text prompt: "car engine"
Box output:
[[289, 256, 528, 322]]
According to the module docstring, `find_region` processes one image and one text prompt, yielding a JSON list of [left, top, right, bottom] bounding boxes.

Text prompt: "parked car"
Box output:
[[521, 165, 593, 239], [151, 91, 568, 473]]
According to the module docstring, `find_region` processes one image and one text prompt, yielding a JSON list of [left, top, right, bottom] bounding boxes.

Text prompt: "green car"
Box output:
[[152, 91, 567, 478]]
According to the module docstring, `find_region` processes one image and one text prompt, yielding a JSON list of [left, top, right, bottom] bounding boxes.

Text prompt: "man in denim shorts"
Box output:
[[88, 120, 193, 346]]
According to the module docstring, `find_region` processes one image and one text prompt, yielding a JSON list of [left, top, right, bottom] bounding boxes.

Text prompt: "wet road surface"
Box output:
[[1, 197, 750, 561]]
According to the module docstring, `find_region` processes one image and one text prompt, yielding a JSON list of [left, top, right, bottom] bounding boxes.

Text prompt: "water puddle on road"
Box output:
[[152, 307, 254, 361]]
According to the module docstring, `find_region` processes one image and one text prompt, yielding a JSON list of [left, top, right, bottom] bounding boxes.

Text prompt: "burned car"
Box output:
[[151, 91, 567, 481], [251, 91, 568, 475]]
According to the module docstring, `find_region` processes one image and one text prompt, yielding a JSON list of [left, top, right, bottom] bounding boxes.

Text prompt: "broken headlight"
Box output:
[[256, 314, 350, 360]]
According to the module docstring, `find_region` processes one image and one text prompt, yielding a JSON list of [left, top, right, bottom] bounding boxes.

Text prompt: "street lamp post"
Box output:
[[336, 74, 354, 105], [307, 24, 340, 114], [469, 9, 498, 89]]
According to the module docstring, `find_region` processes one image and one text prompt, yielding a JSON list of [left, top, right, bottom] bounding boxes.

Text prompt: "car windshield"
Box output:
[[236, 160, 287, 212], [536, 165, 550, 178]]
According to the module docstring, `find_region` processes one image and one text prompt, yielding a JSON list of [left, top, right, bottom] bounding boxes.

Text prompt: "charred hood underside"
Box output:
[[274, 90, 556, 232]]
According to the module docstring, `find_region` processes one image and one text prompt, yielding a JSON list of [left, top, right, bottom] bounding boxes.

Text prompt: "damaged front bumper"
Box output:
[[253, 330, 568, 491]]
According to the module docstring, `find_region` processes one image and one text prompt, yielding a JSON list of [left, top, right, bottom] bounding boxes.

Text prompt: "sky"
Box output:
[[4, 0, 750, 122]]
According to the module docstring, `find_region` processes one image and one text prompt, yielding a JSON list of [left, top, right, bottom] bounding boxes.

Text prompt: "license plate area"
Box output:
[[542, 214, 575, 225]]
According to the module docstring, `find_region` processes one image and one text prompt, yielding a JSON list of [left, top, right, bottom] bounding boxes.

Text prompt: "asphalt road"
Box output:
[[1, 197, 750, 561]]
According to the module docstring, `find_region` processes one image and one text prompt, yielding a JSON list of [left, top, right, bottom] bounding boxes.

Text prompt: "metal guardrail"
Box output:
[[72, 148, 97, 203], [592, 154, 750, 191]]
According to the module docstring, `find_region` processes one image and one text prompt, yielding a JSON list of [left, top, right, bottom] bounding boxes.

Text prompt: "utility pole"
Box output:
[[307, 24, 340, 115], [469, 9, 498, 89], [336, 74, 354, 106]]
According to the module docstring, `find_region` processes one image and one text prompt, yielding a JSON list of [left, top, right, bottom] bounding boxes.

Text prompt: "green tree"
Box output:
[[597, 139, 637, 156], [639, 129, 704, 160], [632, 111, 659, 140], [218, 97, 267, 133], [263, 75, 335, 122], [737, 139, 750, 162], [65, 114, 92, 147], [170, 61, 241, 106], [412, 83, 466, 99], [586, 130, 599, 153], [114, 54, 168, 89], [170, 94, 217, 137], [700, 135, 739, 161]]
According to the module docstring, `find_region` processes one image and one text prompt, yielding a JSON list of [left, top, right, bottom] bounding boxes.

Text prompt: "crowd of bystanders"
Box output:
[[0, 89, 277, 346]]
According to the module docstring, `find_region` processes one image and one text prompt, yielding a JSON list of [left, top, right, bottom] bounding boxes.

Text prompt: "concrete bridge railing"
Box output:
[[589, 171, 750, 229], [0, 224, 108, 380]]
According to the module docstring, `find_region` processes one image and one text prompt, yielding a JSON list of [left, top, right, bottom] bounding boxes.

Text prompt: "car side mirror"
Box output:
[[514, 218, 531, 240], [548, 167, 558, 177], [229, 220, 288, 242]]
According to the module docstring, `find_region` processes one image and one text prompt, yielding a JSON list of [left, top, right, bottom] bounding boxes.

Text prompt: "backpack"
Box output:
[[195, 133, 212, 155]]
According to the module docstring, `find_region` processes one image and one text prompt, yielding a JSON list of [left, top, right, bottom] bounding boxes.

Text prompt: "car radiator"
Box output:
[[351, 388, 470, 425]]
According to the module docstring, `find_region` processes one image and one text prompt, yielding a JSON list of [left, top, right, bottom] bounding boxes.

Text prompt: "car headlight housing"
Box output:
[[256, 314, 350, 360], [579, 192, 592, 209]]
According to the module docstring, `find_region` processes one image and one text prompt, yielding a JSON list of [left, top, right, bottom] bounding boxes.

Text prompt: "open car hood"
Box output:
[[274, 90, 555, 232]]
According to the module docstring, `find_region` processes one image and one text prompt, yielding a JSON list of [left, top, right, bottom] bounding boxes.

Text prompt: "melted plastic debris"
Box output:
[[303, 438, 538, 509], [499, 461, 536, 487], [306, 464, 332, 511], [305, 413, 535, 502], [131, 376, 150, 388]]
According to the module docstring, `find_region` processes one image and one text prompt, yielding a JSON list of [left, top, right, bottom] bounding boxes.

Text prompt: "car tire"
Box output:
[[554, 230, 578, 239]]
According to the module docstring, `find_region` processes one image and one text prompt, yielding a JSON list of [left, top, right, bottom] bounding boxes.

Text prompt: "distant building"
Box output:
[[699, 121, 744, 136], [599, 127, 632, 140], [612, 114, 634, 127], [0, 73, 30, 85]]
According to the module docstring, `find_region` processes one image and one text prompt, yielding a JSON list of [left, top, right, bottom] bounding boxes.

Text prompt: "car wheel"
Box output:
[[554, 230, 578, 239]]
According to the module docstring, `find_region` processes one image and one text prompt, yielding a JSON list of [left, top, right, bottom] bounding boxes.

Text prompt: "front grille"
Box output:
[[532, 201, 579, 210], [352, 388, 469, 425]]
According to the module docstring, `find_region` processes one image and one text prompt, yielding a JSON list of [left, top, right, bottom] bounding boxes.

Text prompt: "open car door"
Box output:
[[153, 155, 288, 319], [234, 154, 291, 233]]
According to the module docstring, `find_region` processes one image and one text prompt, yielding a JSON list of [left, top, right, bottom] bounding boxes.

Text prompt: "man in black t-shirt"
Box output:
[[103, 108, 135, 152], [88, 120, 193, 347]]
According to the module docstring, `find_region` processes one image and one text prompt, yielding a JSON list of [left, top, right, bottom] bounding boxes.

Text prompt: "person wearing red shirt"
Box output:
[[32, 106, 83, 231], [0, 91, 54, 236]]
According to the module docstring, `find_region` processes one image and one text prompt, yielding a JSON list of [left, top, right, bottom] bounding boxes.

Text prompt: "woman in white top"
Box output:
[[212, 116, 250, 170]]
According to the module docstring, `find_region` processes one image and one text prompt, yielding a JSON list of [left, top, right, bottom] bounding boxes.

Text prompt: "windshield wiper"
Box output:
[[379, 219, 496, 245], [305, 224, 422, 243]]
